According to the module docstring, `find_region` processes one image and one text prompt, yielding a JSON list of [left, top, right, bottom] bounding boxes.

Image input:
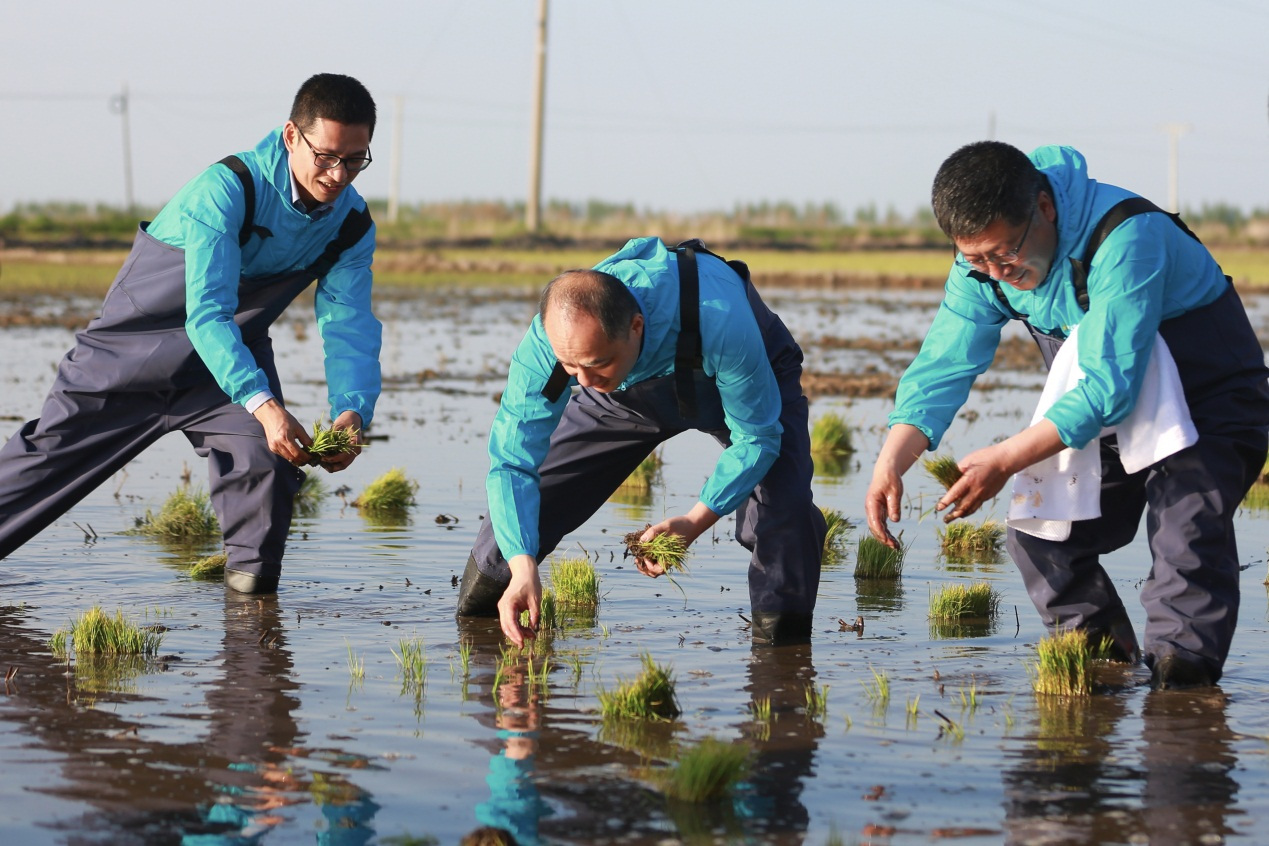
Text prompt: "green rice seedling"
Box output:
[[1030, 628, 1112, 697], [457, 637, 473, 677], [352, 467, 418, 512], [293, 470, 327, 516], [306, 420, 359, 460], [810, 412, 855, 458], [392, 637, 428, 688], [820, 507, 853, 568], [623, 526, 690, 573], [923, 453, 964, 490], [824, 823, 848, 846], [905, 695, 921, 722], [49, 629, 69, 658], [749, 696, 772, 723], [597, 652, 681, 721], [938, 520, 1005, 560], [345, 641, 365, 683], [656, 737, 750, 802], [55, 606, 165, 656], [935, 710, 966, 742], [128, 486, 220, 540], [929, 581, 1002, 621], [1242, 481, 1269, 512], [550, 556, 600, 607], [960, 678, 982, 713], [861, 665, 890, 706], [188, 551, 227, 581], [619, 450, 664, 493], [519, 588, 558, 633], [804, 683, 830, 719], [854, 535, 905, 580]]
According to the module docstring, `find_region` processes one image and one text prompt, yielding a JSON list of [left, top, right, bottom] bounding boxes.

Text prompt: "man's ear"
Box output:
[[282, 121, 298, 153], [630, 312, 644, 337], [1038, 190, 1057, 223]]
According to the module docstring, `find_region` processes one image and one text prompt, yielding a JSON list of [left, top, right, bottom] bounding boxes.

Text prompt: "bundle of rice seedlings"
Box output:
[[810, 412, 855, 457], [307, 420, 360, 459], [922, 454, 963, 490], [1242, 480, 1269, 512], [623, 526, 689, 573], [619, 451, 664, 493], [352, 467, 418, 511], [929, 581, 1001, 621], [656, 737, 750, 802], [1029, 628, 1112, 697], [820, 507, 853, 568], [938, 520, 1005, 558], [598, 651, 681, 721], [550, 556, 600, 606], [49, 606, 164, 657], [294, 470, 327, 516], [188, 551, 227, 581], [128, 487, 220, 540], [855, 535, 905, 580], [519, 588, 559, 633]]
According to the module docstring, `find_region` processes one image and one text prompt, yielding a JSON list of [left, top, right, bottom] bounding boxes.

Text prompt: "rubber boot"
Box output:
[[455, 555, 507, 617], [1083, 608, 1141, 665], [1148, 651, 1216, 690], [225, 569, 280, 595], [750, 611, 813, 646]]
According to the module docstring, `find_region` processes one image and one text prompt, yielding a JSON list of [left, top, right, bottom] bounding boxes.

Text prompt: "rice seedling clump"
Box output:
[[128, 486, 220, 540], [1030, 628, 1112, 697], [923, 454, 963, 490], [598, 651, 681, 721], [306, 420, 360, 460], [550, 556, 600, 606], [656, 736, 750, 802], [855, 536, 905, 580], [929, 581, 1001, 621], [820, 507, 853, 567], [939, 520, 1005, 558], [188, 551, 227, 581], [50, 606, 164, 657], [352, 467, 419, 511], [619, 451, 664, 493], [623, 525, 689, 573], [810, 412, 855, 457]]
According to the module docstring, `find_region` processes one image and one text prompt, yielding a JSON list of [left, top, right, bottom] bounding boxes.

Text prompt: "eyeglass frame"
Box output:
[[954, 203, 1036, 273], [295, 126, 373, 172]]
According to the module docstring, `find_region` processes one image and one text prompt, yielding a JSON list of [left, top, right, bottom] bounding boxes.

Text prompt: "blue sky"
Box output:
[[2, 0, 1267, 217]]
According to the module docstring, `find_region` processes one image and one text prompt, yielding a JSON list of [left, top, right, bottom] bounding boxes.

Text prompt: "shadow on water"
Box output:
[[0, 597, 380, 845], [455, 618, 823, 845]]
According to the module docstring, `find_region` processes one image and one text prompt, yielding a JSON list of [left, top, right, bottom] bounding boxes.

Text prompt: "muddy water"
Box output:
[[2, 286, 1269, 845]]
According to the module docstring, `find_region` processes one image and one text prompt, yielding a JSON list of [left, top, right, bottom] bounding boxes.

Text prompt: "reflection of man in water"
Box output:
[[457, 237, 825, 648], [472, 665, 550, 846]]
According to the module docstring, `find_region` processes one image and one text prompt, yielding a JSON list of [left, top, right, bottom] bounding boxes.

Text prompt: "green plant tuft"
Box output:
[[598, 652, 681, 721], [49, 606, 164, 656], [810, 412, 855, 457], [929, 581, 1001, 621], [624, 527, 690, 573], [353, 467, 419, 511], [550, 556, 600, 606], [619, 451, 665, 493], [820, 507, 853, 568], [188, 551, 227, 581], [938, 519, 1005, 560], [854, 535, 905, 580], [922, 453, 963, 490], [656, 736, 750, 802], [1030, 628, 1112, 697], [128, 486, 220, 540], [306, 420, 360, 459]]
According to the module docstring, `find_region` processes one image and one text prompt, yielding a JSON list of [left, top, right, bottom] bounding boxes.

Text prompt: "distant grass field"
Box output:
[[5, 245, 1269, 297]]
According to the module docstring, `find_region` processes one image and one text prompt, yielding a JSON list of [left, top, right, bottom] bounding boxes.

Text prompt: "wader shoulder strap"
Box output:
[[305, 205, 374, 280], [673, 242, 704, 418], [970, 269, 1029, 320], [542, 361, 570, 403], [1068, 197, 1201, 311], [217, 155, 273, 247]]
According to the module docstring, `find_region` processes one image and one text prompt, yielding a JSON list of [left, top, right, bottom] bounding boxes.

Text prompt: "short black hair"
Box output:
[[290, 73, 377, 139], [540, 269, 640, 340], [931, 141, 1042, 239]]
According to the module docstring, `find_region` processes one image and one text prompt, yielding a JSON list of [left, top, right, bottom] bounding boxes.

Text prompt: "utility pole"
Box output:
[[526, 0, 549, 233], [388, 94, 404, 225], [109, 83, 135, 213], [1160, 123, 1192, 213]]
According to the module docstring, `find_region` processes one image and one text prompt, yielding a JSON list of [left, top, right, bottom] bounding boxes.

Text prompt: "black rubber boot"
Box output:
[[1148, 651, 1216, 690], [455, 555, 507, 617], [1083, 608, 1141, 665], [750, 611, 813, 646], [225, 569, 280, 595]]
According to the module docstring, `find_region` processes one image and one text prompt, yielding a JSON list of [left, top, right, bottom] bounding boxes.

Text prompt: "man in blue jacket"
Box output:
[[457, 237, 825, 647], [0, 73, 382, 595], [866, 141, 1269, 688]]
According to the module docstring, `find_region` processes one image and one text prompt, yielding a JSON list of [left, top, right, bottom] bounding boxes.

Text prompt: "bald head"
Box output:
[[540, 269, 640, 341]]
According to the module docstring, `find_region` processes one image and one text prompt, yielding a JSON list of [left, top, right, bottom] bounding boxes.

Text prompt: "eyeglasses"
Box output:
[[955, 205, 1035, 273], [295, 127, 372, 172]]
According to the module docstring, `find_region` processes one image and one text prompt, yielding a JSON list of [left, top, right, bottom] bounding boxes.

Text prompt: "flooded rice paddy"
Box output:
[[2, 283, 1269, 845]]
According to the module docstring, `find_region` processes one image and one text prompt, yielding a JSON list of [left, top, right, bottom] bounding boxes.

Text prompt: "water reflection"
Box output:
[[0, 596, 382, 844], [1003, 688, 1241, 843]]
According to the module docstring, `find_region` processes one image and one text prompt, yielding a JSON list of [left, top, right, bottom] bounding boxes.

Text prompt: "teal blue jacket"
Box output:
[[146, 128, 381, 426], [890, 145, 1227, 450], [487, 237, 782, 561]]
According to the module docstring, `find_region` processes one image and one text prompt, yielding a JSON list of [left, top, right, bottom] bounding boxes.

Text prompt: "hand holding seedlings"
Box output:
[[252, 397, 313, 466], [624, 524, 691, 578], [302, 410, 365, 472], [499, 553, 543, 648]]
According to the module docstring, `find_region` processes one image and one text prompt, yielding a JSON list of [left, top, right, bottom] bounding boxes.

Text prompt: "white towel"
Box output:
[[1007, 326, 1196, 541]]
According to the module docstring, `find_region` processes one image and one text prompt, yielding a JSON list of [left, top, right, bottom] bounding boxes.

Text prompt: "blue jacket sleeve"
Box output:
[[888, 271, 1007, 449], [1042, 214, 1169, 448], [486, 321, 570, 560], [315, 220, 382, 426], [697, 288, 783, 515]]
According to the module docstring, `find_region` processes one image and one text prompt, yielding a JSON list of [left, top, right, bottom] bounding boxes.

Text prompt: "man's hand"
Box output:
[[634, 503, 719, 578], [936, 420, 1067, 522], [865, 423, 929, 548], [318, 410, 364, 473], [252, 399, 313, 466], [498, 554, 541, 648]]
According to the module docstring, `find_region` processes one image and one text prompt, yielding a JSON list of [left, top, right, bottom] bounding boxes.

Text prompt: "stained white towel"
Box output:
[[1007, 326, 1196, 541]]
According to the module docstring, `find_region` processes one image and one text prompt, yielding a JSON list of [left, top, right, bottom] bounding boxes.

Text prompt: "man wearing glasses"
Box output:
[[0, 73, 381, 595], [865, 141, 1269, 688]]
